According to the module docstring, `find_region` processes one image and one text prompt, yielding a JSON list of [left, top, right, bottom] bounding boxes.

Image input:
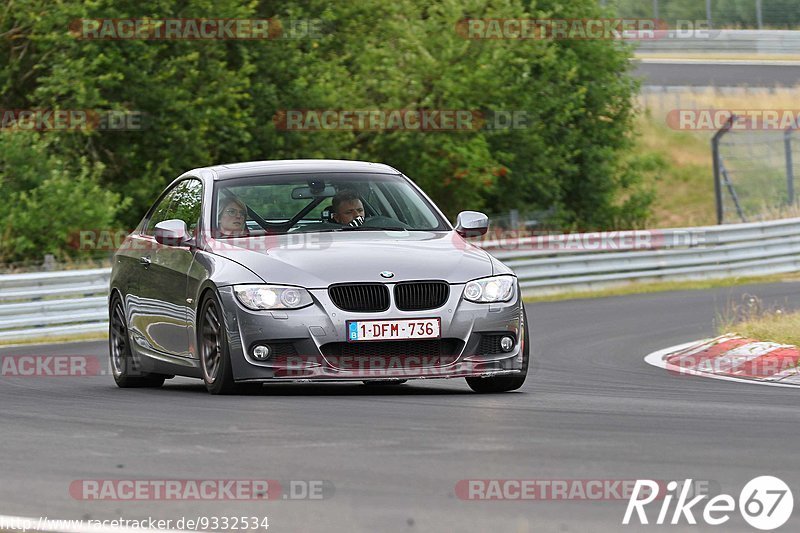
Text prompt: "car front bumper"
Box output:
[[218, 284, 526, 382]]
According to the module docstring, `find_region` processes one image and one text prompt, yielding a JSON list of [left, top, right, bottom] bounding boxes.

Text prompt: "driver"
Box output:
[[331, 189, 365, 227]]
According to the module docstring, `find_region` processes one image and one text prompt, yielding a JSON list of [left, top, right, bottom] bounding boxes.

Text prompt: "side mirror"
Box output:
[[154, 219, 190, 246], [454, 211, 489, 237]]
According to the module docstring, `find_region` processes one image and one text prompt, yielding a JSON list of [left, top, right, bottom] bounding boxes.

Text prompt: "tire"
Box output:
[[466, 308, 530, 393], [362, 380, 408, 386], [109, 294, 166, 388], [198, 292, 240, 395], [198, 292, 261, 395]]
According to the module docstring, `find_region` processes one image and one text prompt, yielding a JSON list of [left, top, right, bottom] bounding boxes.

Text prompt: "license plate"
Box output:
[[347, 318, 441, 341]]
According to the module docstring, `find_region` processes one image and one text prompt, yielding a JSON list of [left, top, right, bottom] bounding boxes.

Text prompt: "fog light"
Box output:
[[500, 336, 514, 352], [253, 345, 271, 361]]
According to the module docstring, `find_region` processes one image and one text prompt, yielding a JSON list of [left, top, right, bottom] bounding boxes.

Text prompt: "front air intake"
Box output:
[[328, 283, 390, 312], [394, 281, 449, 311]]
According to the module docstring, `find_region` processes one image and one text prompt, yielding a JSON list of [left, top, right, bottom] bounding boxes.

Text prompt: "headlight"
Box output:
[[234, 284, 313, 310], [463, 275, 516, 303]]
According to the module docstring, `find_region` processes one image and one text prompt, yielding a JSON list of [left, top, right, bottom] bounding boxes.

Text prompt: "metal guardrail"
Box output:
[[0, 218, 798, 342], [0, 269, 110, 342], [635, 30, 800, 55], [482, 217, 800, 294]]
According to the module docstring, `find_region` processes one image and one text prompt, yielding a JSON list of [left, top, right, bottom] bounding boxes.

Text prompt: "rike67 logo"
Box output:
[[623, 476, 793, 530]]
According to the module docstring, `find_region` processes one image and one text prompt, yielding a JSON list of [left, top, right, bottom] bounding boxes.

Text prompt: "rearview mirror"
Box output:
[[292, 185, 337, 199], [154, 219, 191, 246], [454, 211, 489, 237]]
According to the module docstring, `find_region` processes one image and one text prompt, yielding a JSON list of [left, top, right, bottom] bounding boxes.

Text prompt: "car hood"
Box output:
[[207, 231, 494, 287]]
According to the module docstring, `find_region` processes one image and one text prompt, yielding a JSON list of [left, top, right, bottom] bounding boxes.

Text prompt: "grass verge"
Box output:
[[524, 272, 800, 303], [723, 311, 800, 346], [717, 294, 800, 346], [0, 331, 107, 348]]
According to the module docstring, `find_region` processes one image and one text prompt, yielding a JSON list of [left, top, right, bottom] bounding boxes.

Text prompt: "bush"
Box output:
[[0, 134, 127, 263]]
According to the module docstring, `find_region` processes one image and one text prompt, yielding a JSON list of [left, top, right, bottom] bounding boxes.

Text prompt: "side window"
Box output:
[[143, 179, 203, 236], [144, 187, 180, 236], [170, 179, 203, 232]]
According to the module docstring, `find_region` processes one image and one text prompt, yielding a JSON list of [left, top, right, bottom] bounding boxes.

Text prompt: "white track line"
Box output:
[[643, 339, 800, 389], [0, 514, 203, 533], [635, 58, 800, 66]]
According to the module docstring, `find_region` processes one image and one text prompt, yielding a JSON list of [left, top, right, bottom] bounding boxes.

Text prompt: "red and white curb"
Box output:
[[644, 334, 800, 388]]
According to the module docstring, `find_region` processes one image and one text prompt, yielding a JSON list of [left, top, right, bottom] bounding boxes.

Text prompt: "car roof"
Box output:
[[191, 159, 402, 181]]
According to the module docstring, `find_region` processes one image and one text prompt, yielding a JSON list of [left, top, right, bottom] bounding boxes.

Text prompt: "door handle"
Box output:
[[139, 256, 152, 266]]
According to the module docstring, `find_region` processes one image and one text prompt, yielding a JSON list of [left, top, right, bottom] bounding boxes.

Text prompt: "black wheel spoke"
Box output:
[[109, 301, 129, 377], [201, 301, 223, 384], [205, 307, 220, 335]]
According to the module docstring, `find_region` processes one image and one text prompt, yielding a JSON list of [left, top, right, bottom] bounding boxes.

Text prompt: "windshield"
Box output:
[[212, 172, 449, 237]]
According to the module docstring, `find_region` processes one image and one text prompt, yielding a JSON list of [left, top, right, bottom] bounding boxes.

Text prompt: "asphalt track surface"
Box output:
[[634, 60, 800, 87], [2, 281, 800, 532]]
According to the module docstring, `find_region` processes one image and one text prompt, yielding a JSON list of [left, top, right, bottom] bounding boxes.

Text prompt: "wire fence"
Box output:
[[603, 0, 800, 30], [713, 122, 799, 223], [484, 208, 559, 233]]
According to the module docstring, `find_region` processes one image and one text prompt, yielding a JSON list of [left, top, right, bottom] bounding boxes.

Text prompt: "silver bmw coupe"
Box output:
[[109, 160, 529, 394]]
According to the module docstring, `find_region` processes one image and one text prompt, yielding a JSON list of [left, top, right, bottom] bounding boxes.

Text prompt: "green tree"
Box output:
[[1, 0, 650, 263]]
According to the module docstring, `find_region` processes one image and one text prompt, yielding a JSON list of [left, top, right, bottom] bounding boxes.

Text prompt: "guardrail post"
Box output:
[[756, 0, 763, 29], [712, 115, 735, 224], [786, 124, 796, 206]]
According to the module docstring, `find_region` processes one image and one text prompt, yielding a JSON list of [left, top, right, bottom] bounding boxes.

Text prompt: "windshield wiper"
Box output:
[[287, 226, 413, 234], [338, 226, 409, 231]]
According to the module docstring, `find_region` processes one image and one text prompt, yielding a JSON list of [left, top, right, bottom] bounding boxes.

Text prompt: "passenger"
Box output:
[[218, 197, 250, 236]]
